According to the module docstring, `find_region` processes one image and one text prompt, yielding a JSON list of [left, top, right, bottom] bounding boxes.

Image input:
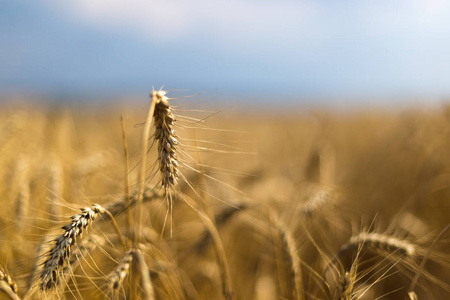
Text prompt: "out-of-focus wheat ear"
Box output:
[[131, 249, 155, 300], [13, 156, 30, 231], [47, 158, 64, 221], [338, 232, 417, 258], [39, 204, 106, 291], [108, 250, 133, 295], [300, 186, 337, 217], [305, 141, 336, 186], [0, 266, 19, 300], [272, 215, 304, 300]]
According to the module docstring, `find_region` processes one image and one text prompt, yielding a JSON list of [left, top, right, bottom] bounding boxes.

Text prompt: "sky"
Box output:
[[2, 0, 450, 105]]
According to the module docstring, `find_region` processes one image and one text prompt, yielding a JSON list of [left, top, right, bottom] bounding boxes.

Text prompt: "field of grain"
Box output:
[[0, 92, 449, 299]]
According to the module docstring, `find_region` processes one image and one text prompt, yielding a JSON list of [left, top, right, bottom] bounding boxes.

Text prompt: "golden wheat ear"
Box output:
[[152, 90, 179, 193], [38, 204, 106, 291]]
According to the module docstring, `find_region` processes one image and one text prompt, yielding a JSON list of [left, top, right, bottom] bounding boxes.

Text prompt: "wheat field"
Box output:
[[0, 92, 449, 300]]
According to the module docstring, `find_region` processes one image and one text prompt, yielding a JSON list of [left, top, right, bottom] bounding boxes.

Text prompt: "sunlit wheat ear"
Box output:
[[339, 232, 417, 257], [0, 266, 18, 299], [151, 89, 179, 193], [39, 204, 106, 291]]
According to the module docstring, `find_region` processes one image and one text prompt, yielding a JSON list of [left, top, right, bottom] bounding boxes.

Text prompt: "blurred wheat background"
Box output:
[[0, 95, 448, 299]]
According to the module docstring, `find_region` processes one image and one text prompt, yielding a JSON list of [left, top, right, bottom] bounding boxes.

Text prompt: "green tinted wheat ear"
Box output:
[[152, 90, 179, 192], [39, 204, 106, 291]]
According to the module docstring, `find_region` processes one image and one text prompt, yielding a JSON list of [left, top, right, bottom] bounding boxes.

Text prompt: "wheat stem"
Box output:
[[120, 115, 132, 247]]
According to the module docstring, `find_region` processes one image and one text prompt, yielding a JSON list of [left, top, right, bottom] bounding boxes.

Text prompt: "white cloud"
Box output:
[[356, 0, 450, 35], [42, 0, 319, 43]]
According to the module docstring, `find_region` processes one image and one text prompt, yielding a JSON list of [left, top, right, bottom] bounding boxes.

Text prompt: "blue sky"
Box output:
[[2, 0, 450, 105]]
